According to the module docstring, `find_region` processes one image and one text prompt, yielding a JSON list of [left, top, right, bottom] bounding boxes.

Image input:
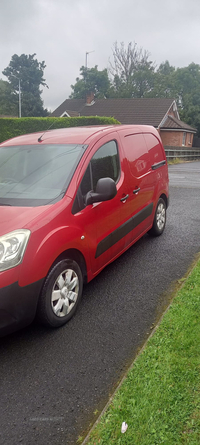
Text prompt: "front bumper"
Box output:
[[0, 279, 45, 337]]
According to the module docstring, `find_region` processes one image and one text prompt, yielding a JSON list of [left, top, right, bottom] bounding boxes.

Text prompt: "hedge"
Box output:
[[0, 116, 120, 143]]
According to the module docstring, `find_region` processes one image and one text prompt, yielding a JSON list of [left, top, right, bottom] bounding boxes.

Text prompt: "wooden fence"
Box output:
[[164, 146, 200, 161]]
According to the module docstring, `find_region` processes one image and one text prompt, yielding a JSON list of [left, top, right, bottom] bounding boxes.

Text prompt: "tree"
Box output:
[[70, 43, 200, 134], [146, 61, 200, 134], [146, 61, 176, 98], [0, 79, 17, 115], [2, 54, 48, 117], [70, 65, 111, 99], [174, 63, 200, 134], [109, 41, 155, 97]]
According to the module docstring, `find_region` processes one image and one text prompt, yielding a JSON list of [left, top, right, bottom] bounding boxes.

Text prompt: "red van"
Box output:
[[0, 125, 169, 336]]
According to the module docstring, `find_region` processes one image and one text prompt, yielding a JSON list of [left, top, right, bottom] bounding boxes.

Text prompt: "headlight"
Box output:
[[0, 230, 30, 272]]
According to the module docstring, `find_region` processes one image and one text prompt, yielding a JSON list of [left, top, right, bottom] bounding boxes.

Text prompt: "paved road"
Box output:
[[1, 162, 200, 445]]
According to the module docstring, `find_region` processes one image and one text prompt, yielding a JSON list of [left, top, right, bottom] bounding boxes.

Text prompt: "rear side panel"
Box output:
[[143, 132, 169, 207]]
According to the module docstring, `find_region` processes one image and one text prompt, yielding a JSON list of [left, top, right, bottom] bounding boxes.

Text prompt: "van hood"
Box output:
[[0, 205, 51, 237]]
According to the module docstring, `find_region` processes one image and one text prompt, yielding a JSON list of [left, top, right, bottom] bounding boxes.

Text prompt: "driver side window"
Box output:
[[72, 140, 120, 214]]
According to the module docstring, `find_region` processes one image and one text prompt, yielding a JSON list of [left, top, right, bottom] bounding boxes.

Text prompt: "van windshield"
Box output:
[[0, 143, 86, 207]]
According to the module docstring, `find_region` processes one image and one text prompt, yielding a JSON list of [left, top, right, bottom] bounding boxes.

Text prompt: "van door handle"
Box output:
[[120, 194, 129, 202], [133, 187, 140, 194]]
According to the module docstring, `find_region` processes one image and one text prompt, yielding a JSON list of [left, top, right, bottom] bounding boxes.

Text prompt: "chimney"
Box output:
[[86, 92, 95, 105]]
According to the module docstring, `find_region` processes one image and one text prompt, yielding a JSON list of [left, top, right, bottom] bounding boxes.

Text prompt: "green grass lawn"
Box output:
[[84, 259, 200, 445]]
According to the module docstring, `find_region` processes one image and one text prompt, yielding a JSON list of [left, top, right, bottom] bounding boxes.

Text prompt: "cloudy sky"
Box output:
[[1, 0, 200, 112]]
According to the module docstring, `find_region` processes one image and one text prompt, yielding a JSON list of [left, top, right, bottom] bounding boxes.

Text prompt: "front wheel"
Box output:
[[148, 198, 166, 237], [36, 259, 83, 328]]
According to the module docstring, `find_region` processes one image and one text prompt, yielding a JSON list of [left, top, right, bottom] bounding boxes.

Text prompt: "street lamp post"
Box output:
[[12, 74, 21, 118], [18, 78, 21, 118], [85, 51, 95, 102], [85, 50, 95, 69]]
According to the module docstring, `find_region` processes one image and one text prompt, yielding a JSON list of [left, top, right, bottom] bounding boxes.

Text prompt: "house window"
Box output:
[[182, 132, 186, 146]]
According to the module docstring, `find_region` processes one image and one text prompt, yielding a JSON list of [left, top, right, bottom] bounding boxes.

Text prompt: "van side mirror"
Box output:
[[85, 177, 117, 206]]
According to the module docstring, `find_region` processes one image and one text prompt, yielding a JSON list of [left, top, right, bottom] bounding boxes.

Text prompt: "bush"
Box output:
[[0, 116, 120, 143]]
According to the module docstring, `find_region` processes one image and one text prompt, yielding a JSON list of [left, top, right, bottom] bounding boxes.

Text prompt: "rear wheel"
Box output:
[[37, 259, 83, 328], [148, 198, 166, 236]]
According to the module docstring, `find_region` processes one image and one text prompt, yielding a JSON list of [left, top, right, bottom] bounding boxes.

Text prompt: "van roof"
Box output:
[[1, 124, 159, 146]]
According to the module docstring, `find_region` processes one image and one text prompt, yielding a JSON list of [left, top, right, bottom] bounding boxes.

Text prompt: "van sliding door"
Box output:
[[118, 131, 154, 247]]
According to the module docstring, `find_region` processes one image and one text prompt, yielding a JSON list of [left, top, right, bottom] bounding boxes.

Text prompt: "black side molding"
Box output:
[[151, 160, 166, 170], [95, 203, 153, 258]]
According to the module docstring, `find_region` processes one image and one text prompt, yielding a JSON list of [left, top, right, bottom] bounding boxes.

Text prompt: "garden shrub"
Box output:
[[0, 116, 120, 143]]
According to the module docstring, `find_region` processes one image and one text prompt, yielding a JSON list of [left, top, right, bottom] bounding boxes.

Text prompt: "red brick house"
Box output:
[[51, 97, 196, 147]]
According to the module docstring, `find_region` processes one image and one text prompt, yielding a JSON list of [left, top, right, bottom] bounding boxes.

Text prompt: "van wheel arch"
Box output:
[[148, 197, 167, 237], [50, 249, 88, 284], [160, 193, 169, 209]]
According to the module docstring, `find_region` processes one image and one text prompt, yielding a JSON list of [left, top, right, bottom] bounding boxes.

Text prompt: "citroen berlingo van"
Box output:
[[0, 125, 169, 336]]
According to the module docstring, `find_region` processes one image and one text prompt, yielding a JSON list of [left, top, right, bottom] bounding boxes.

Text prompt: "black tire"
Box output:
[[148, 198, 166, 237], [36, 259, 83, 328]]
